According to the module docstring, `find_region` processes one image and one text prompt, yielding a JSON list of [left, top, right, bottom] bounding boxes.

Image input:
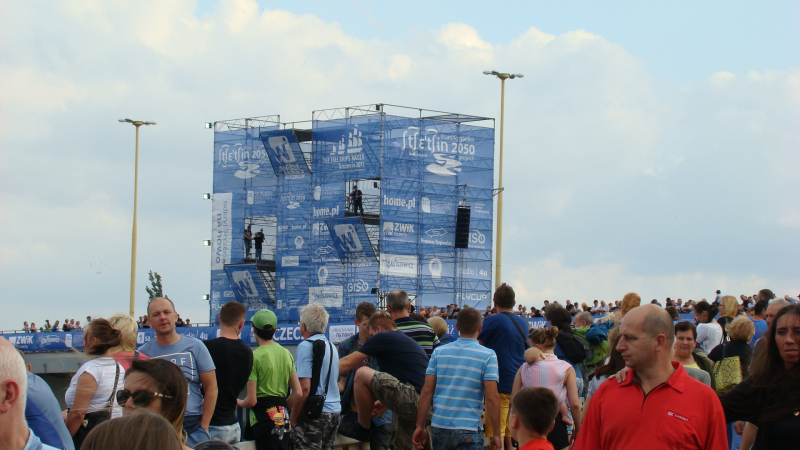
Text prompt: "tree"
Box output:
[[145, 271, 169, 300]]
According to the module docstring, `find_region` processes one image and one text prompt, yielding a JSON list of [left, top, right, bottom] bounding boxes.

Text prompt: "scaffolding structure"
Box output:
[[208, 104, 495, 323]]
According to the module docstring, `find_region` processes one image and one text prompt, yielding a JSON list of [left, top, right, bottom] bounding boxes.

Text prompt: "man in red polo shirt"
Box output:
[[573, 304, 727, 450]]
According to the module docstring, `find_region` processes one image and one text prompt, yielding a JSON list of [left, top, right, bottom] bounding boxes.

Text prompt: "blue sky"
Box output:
[[0, 0, 797, 331]]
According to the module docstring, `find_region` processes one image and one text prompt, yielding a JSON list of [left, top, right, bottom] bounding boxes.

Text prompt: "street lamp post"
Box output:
[[118, 119, 156, 317], [483, 70, 523, 288]]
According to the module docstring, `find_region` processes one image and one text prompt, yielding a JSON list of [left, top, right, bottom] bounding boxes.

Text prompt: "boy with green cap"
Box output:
[[237, 309, 302, 450]]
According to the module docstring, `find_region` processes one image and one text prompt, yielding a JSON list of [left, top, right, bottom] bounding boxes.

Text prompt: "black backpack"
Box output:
[[556, 332, 590, 397]]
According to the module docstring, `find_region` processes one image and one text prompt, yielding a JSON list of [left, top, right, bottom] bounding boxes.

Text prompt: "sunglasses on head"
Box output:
[[116, 388, 172, 407]]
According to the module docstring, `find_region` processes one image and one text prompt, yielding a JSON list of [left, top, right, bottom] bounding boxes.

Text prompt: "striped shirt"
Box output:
[[426, 337, 499, 430], [395, 317, 440, 357]]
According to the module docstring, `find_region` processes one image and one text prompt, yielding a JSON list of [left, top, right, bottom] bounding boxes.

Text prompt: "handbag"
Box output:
[[713, 344, 742, 396], [72, 361, 121, 449], [300, 340, 334, 421]]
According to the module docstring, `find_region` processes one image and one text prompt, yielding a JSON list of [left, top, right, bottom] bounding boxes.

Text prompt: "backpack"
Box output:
[[556, 332, 590, 397]]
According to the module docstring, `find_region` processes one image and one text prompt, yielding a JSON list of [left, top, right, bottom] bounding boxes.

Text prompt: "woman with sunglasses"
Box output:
[[118, 359, 190, 449]]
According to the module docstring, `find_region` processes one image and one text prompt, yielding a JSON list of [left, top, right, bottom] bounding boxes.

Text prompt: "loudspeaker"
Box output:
[[455, 206, 471, 249]]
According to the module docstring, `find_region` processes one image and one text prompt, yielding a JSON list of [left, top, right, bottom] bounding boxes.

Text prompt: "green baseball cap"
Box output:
[[252, 309, 280, 330]]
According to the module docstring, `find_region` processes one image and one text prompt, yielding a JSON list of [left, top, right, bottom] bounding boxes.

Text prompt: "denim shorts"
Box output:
[[431, 427, 484, 450]]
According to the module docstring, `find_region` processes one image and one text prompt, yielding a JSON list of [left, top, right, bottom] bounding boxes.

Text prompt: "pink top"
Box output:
[[112, 351, 149, 371], [521, 358, 572, 404]]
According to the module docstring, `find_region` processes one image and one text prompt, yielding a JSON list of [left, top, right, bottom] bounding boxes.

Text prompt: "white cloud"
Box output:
[[0, 1, 797, 330]]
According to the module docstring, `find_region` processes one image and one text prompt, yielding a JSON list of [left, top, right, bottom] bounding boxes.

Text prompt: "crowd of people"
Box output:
[[21, 318, 85, 333], [1, 286, 798, 450], [19, 313, 196, 334]]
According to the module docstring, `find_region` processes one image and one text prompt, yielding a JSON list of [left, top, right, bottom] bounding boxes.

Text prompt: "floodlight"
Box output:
[[202, 294, 210, 300], [483, 70, 494, 75], [202, 193, 212, 200], [204, 122, 213, 129], [203, 240, 211, 246]]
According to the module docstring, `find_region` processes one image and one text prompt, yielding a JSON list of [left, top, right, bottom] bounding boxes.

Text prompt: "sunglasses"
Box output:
[[116, 389, 172, 407]]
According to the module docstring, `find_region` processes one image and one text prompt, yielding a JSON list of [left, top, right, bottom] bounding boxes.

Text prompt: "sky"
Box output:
[[1, 0, 798, 331]]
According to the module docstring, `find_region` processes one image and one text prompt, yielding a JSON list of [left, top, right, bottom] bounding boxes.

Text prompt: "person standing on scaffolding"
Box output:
[[350, 185, 363, 215], [244, 225, 253, 259], [254, 229, 265, 263]]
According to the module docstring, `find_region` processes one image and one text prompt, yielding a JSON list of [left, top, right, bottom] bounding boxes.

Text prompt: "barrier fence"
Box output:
[[5, 312, 699, 353]]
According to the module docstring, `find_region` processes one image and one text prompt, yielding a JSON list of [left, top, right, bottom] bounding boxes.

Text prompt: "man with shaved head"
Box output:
[[574, 305, 727, 450]]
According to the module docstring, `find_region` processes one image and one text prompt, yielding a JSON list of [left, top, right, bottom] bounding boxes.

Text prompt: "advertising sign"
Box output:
[[259, 129, 310, 176], [326, 217, 377, 264]]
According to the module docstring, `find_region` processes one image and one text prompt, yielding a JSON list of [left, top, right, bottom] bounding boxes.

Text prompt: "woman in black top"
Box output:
[[720, 304, 800, 450], [708, 315, 754, 378]]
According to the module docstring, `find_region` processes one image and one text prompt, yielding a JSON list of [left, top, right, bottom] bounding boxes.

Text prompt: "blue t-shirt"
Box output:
[[139, 335, 216, 416], [27, 372, 74, 450], [479, 312, 529, 394], [426, 338, 498, 431], [750, 319, 768, 347], [296, 334, 341, 414]]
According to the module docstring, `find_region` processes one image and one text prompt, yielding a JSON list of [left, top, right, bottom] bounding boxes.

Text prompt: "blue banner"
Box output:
[[312, 117, 382, 181], [224, 264, 272, 308], [259, 129, 310, 176], [8, 313, 702, 352], [326, 217, 377, 264], [214, 128, 279, 192]]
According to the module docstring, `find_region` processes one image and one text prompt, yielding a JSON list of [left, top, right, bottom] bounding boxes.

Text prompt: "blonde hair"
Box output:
[[620, 292, 641, 316], [108, 314, 138, 353], [720, 296, 739, 319], [726, 315, 756, 343], [427, 316, 448, 338], [528, 326, 559, 349]]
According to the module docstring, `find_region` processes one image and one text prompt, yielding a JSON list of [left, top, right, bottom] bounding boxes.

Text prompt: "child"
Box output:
[[510, 386, 559, 450], [523, 347, 573, 428]]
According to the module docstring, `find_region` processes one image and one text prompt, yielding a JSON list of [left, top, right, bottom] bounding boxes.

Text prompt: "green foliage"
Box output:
[[145, 270, 169, 300]]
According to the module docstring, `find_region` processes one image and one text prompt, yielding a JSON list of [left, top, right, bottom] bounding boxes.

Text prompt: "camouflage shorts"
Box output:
[[293, 412, 341, 450], [370, 372, 431, 450]]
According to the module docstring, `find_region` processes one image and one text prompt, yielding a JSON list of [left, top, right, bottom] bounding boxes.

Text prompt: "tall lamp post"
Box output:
[[483, 70, 523, 288], [118, 119, 156, 317]]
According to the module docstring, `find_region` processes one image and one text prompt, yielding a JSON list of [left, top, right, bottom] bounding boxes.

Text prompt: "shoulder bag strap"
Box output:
[[501, 312, 530, 349], [308, 340, 324, 398], [105, 362, 121, 409], [322, 342, 334, 397]]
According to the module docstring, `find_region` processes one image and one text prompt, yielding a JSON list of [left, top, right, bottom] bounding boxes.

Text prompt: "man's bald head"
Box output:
[[147, 297, 176, 316], [626, 304, 675, 344], [0, 337, 27, 410]]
